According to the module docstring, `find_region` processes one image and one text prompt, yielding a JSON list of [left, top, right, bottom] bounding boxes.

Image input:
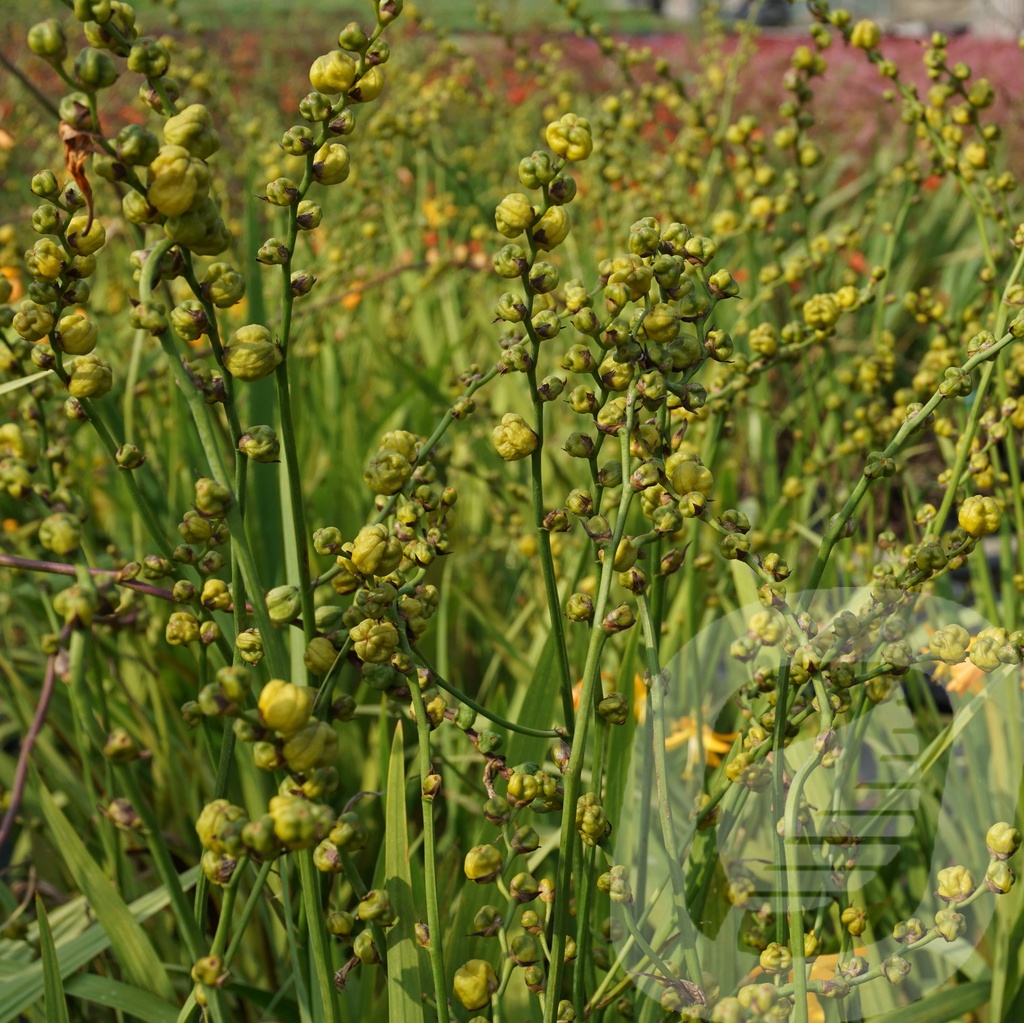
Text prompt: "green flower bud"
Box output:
[[28, 20, 67, 61], [934, 908, 966, 942], [282, 719, 338, 773], [492, 412, 538, 461], [883, 955, 911, 986], [453, 960, 499, 1011], [28, 173, 59, 205], [264, 584, 300, 625], [309, 51, 357, 94], [565, 592, 594, 622], [163, 103, 219, 159], [893, 917, 926, 944], [296, 200, 323, 230], [66, 216, 106, 256], [338, 21, 369, 51], [493, 243, 528, 278], [546, 113, 593, 161], [191, 477, 229, 518], [38, 512, 81, 555], [597, 693, 628, 725], [326, 910, 356, 936], [126, 35, 170, 77], [986, 860, 1015, 894], [495, 193, 535, 238], [353, 929, 380, 965], [223, 324, 282, 382], [312, 143, 350, 186], [103, 727, 139, 761], [267, 794, 334, 850], [628, 217, 661, 257], [363, 448, 413, 495], [67, 353, 113, 398], [147, 145, 210, 217], [330, 811, 369, 851], [350, 618, 399, 663], [357, 889, 396, 924], [129, 300, 168, 334], [74, 47, 119, 88], [201, 263, 246, 308], [602, 603, 635, 632], [59, 92, 95, 131], [575, 792, 611, 846]]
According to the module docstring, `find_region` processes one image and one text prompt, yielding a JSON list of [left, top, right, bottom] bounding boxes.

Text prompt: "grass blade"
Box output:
[[385, 721, 423, 1021], [64, 975, 179, 1023], [35, 895, 70, 1023], [35, 780, 175, 1001]]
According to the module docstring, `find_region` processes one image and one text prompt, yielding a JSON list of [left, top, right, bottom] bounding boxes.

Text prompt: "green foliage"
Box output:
[[1, 1, 1024, 1021]]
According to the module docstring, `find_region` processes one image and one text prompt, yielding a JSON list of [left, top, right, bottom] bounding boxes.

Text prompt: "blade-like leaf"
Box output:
[[0, 869, 196, 1022], [35, 896, 70, 1023], [64, 974, 179, 1023], [385, 722, 423, 1021], [35, 782, 175, 1001], [0, 370, 50, 397], [873, 981, 990, 1023]]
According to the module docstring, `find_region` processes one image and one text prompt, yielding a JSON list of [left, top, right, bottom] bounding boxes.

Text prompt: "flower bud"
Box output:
[[223, 325, 282, 382], [28, 20, 67, 61], [759, 942, 792, 975], [349, 66, 385, 102], [310, 51, 357, 94], [103, 727, 140, 761], [958, 495, 1001, 537], [597, 693, 628, 725], [38, 512, 81, 555], [883, 955, 911, 985], [532, 206, 570, 250], [495, 193, 535, 238], [492, 413, 538, 461], [987, 822, 1022, 859], [258, 678, 314, 735], [164, 104, 220, 160], [313, 143, 351, 186], [986, 860, 1015, 894], [453, 960, 499, 1011], [566, 593, 594, 622], [464, 844, 503, 884], [546, 113, 593, 161], [851, 19, 881, 49], [350, 618, 399, 663], [936, 865, 975, 902], [201, 263, 246, 308], [147, 145, 210, 217], [66, 216, 106, 257], [282, 719, 338, 773]]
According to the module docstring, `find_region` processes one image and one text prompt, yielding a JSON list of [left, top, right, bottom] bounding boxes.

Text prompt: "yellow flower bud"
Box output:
[[958, 495, 1001, 537], [309, 50, 357, 94], [281, 719, 338, 773], [665, 452, 713, 497], [147, 144, 211, 217], [350, 618, 399, 663], [222, 324, 283, 382], [531, 205, 570, 250], [67, 353, 113, 398], [363, 449, 413, 495], [56, 313, 98, 355], [163, 103, 220, 159], [312, 142, 351, 186], [546, 113, 593, 161], [350, 523, 403, 576], [492, 412, 538, 461], [495, 193, 535, 238], [453, 960, 499, 1011], [850, 19, 881, 50], [258, 678, 314, 735], [66, 215, 106, 256], [349, 65, 384, 103]]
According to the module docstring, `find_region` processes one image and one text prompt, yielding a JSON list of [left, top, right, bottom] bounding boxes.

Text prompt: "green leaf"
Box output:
[[384, 721, 423, 1021], [34, 782, 175, 1001], [872, 981, 990, 1023], [64, 975, 179, 1023], [35, 896, 70, 1023], [0, 370, 50, 397], [0, 870, 196, 1023]]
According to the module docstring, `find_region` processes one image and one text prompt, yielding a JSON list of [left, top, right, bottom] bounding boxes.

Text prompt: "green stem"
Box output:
[[406, 645, 450, 1022], [543, 391, 638, 1023]]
